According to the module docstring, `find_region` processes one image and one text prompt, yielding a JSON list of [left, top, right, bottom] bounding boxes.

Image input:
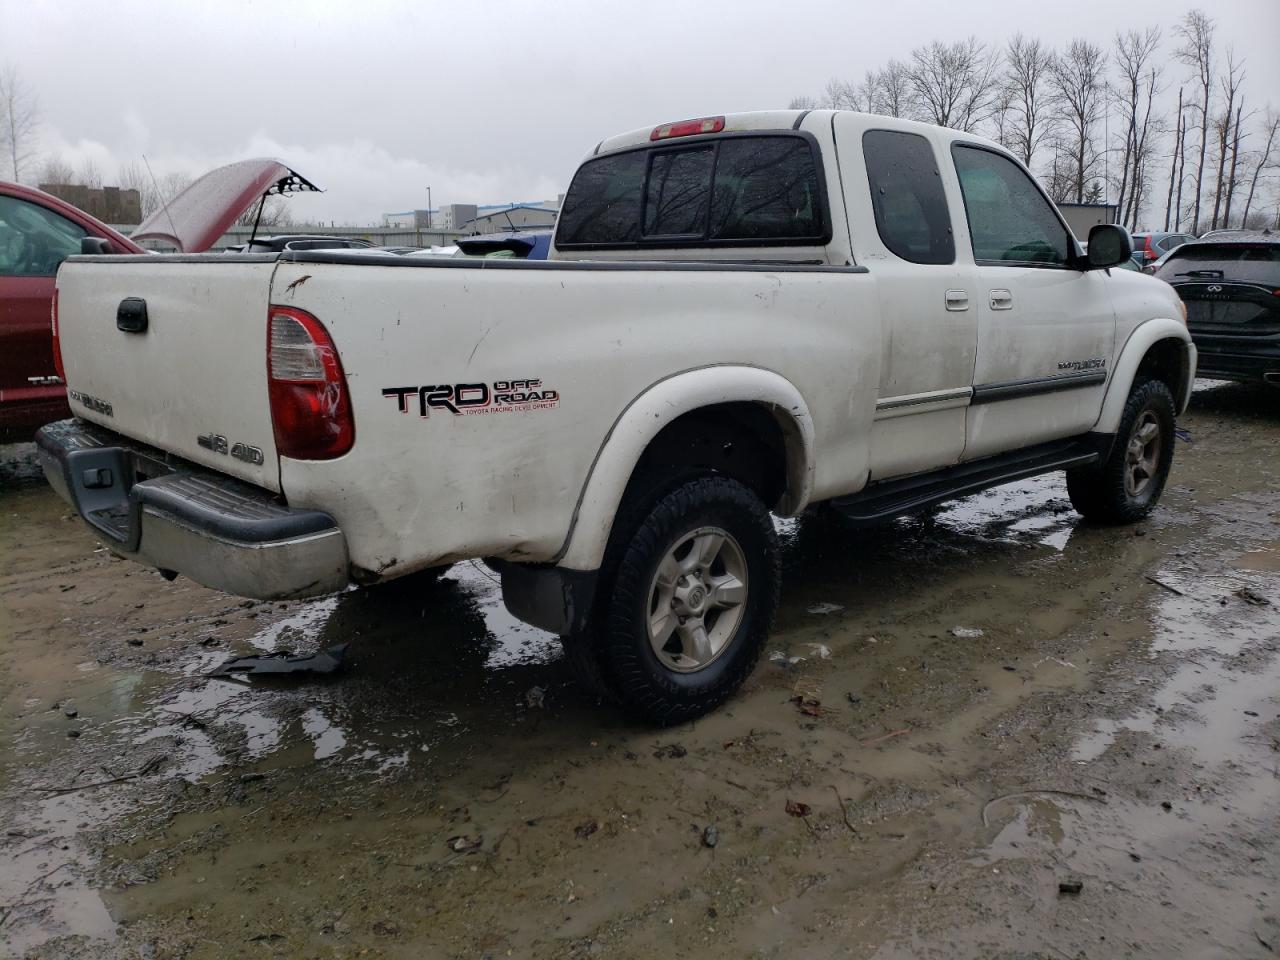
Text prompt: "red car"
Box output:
[[1, 161, 318, 442], [0, 182, 142, 441]]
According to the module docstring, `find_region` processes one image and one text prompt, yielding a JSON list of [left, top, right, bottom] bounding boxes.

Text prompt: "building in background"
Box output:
[[38, 183, 141, 224], [383, 198, 561, 235], [435, 204, 477, 230], [382, 209, 433, 230], [1057, 202, 1119, 240], [468, 203, 558, 233]]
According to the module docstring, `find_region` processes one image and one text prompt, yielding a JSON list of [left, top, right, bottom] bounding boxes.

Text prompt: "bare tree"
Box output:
[[0, 65, 40, 182], [118, 159, 159, 217], [1174, 10, 1215, 233], [38, 156, 75, 186], [234, 196, 293, 230], [1132, 67, 1165, 228], [77, 157, 103, 190], [1048, 38, 1107, 204], [990, 83, 1017, 152], [1163, 89, 1184, 230], [1111, 28, 1162, 229], [905, 37, 1003, 132], [1221, 102, 1245, 228], [821, 77, 862, 111], [1208, 49, 1245, 229], [1003, 34, 1056, 168], [118, 161, 193, 220], [865, 60, 916, 118], [787, 95, 818, 110], [1239, 107, 1278, 228], [158, 171, 193, 206], [1174, 107, 1190, 228]]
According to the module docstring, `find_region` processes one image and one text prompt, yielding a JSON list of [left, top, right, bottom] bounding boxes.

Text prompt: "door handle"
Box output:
[[989, 289, 1013, 310], [944, 289, 969, 311]]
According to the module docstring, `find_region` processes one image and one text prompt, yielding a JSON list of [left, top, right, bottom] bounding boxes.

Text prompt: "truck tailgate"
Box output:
[[55, 255, 282, 492]]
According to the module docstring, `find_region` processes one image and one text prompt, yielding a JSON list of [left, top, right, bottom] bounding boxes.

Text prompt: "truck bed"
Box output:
[[56, 250, 880, 579]]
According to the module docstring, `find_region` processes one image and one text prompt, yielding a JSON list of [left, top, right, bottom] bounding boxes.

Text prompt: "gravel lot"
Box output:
[[1, 381, 1277, 959]]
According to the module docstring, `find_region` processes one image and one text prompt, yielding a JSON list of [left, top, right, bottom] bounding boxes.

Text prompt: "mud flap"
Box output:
[[489, 560, 599, 636]]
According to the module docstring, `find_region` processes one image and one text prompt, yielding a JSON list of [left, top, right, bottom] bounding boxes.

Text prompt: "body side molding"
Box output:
[[971, 370, 1107, 404]]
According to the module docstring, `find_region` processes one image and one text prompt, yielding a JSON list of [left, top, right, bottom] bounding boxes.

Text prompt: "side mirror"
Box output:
[[80, 236, 113, 255], [1083, 224, 1133, 270]]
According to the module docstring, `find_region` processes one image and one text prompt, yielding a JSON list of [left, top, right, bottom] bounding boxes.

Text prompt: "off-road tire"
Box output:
[[1067, 377, 1176, 523], [591, 475, 779, 725]]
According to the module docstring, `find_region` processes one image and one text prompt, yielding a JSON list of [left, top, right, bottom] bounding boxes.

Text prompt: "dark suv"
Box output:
[[1132, 231, 1196, 266], [1153, 233, 1280, 386]]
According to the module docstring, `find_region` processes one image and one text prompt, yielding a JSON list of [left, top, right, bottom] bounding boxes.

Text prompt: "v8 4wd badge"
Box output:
[[382, 378, 560, 418]]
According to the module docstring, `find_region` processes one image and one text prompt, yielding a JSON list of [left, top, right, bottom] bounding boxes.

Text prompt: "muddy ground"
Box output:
[[1, 382, 1277, 960]]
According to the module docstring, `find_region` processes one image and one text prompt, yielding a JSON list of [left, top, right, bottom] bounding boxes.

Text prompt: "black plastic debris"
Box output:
[[653, 743, 688, 759], [209, 643, 348, 678], [1058, 880, 1083, 895]]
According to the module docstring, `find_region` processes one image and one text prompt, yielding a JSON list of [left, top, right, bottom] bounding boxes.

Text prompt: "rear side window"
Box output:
[[862, 130, 954, 265], [557, 134, 829, 248], [1163, 244, 1280, 264], [1157, 235, 1193, 253]]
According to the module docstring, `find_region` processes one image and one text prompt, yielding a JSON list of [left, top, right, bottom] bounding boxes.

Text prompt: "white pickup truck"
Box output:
[[41, 110, 1195, 723]]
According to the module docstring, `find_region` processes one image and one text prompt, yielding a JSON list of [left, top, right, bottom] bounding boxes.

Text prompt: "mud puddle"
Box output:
[[2, 382, 1278, 959]]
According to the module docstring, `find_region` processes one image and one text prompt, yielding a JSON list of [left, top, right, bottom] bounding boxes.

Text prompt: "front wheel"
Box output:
[[592, 476, 779, 725], [1067, 378, 1176, 523]]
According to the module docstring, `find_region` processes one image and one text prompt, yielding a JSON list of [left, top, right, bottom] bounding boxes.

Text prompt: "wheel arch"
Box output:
[[1094, 319, 1195, 435], [554, 366, 815, 572]]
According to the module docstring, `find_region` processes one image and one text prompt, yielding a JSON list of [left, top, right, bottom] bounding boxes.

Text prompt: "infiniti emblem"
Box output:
[[1206, 284, 1223, 292]]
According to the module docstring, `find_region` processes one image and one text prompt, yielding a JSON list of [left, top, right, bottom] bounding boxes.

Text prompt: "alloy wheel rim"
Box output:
[[1124, 410, 1162, 499], [646, 526, 748, 673]]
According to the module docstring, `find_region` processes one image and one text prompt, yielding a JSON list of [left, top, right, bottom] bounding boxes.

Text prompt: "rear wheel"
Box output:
[[584, 476, 778, 725], [1067, 378, 1176, 523]]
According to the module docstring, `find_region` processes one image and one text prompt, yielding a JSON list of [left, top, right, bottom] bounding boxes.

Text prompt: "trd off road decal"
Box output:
[[381, 379, 559, 418]]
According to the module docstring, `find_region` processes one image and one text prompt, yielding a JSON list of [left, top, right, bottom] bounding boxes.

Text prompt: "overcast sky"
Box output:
[[2, 0, 1277, 224]]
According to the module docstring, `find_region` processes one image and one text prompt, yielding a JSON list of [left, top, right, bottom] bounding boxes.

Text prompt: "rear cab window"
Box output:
[[555, 133, 831, 252], [861, 129, 954, 265]]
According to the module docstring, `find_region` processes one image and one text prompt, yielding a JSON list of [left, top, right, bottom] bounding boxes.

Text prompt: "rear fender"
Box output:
[[1094, 318, 1195, 434], [554, 366, 814, 572]]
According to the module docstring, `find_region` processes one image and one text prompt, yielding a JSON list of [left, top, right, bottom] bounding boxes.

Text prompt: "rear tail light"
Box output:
[[51, 288, 66, 383], [267, 306, 354, 460], [651, 116, 725, 141]]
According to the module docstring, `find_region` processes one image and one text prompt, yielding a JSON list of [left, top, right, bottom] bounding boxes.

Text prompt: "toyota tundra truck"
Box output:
[[39, 111, 1196, 723]]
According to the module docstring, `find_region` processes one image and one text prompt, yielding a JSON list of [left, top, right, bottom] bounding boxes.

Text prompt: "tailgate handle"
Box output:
[[117, 298, 148, 334]]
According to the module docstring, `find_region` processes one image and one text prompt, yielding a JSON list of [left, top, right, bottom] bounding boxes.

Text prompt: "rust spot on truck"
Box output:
[[283, 274, 313, 297]]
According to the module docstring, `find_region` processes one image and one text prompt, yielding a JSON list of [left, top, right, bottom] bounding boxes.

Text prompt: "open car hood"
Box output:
[[131, 159, 319, 252]]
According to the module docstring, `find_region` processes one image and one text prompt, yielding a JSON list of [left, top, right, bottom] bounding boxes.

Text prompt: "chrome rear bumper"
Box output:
[[37, 419, 348, 600]]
